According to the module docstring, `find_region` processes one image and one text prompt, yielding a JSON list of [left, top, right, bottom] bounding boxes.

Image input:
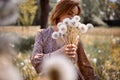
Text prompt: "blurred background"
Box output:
[[0, 0, 120, 80]]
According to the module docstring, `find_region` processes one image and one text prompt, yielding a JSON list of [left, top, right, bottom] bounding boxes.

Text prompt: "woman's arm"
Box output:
[[30, 30, 65, 73], [31, 30, 80, 74], [77, 41, 98, 80], [30, 30, 44, 73]]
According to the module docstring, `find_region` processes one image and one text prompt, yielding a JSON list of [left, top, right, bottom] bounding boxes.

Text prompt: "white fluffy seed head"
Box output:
[[73, 21, 81, 28], [57, 22, 63, 28], [41, 54, 78, 80], [69, 19, 77, 27], [86, 23, 94, 30], [58, 24, 67, 34], [0, 60, 23, 80], [76, 22, 81, 28], [72, 15, 81, 22], [58, 31, 64, 37], [78, 24, 88, 33], [63, 18, 71, 26], [52, 31, 60, 39], [92, 58, 97, 64]]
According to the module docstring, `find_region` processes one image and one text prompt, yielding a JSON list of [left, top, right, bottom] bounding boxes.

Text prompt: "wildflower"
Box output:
[[86, 23, 94, 30], [9, 43, 15, 48], [52, 31, 60, 39], [52, 16, 94, 44], [57, 22, 63, 27], [41, 54, 78, 80], [74, 21, 81, 28], [58, 31, 65, 37], [63, 18, 71, 25], [69, 19, 77, 27], [24, 59, 29, 64], [78, 24, 88, 33], [20, 62, 24, 66], [72, 15, 80, 22], [98, 50, 102, 53], [92, 58, 97, 64], [23, 66, 27, 70], [76, 22, 81, 28], [58, 24, 67, 34]]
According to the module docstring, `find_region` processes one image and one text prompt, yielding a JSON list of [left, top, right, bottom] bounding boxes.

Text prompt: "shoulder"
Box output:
[[37, 27, 53, 36], [35, 27, 54, 42]]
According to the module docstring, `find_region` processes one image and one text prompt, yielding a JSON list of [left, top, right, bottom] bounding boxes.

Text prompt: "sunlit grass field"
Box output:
[[0, 26, 120, 80]]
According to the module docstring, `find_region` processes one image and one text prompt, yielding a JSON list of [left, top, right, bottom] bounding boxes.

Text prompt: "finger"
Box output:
[[65, 47, 77, 52], [66, 49, 76, 53], [71, 44, 77, 48], [34, 54, 43, 59], [68, 54, 76, 60], [71, 47, 77, 51], [71, 54, 76, 58], [65, 52, 76, 55], [67, 44, 77, 48]]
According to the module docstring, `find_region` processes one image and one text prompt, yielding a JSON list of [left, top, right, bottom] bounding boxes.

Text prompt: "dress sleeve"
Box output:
[[77, 41, 98, 80], [31, 30, 57, 74], [33, 30, 44, 54], [30, 30, 49, 73]]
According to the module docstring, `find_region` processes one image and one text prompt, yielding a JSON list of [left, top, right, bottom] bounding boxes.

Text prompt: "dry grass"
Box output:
[[0, 26, 120, 37], [87, 27, 120, 36], [0, 26, 40, 37], [1, 26, 119, 80]]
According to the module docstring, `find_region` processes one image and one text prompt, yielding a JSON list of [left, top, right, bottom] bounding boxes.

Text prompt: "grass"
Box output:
[[82, 35, 120, 80], [0, 26, 120, 80]]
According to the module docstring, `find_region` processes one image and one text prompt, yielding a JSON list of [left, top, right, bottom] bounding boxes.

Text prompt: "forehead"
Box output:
[[72, 6, 79, 15]]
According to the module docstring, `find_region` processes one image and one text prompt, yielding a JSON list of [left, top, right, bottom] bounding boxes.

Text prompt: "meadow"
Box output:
[[0, 26, 120, 80]]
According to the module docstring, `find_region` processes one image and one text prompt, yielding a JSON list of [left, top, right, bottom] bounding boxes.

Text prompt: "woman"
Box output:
[[31, 0, 97, 80]]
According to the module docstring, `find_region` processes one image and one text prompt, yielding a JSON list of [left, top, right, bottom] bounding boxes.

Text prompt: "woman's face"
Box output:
[[59, 6, 79, 22]]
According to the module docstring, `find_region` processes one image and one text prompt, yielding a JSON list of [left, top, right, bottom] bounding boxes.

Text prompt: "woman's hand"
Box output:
[[65, 44, 77, 61], [33, 44, 78, 63], [57, 44, 77, 62], [33, 53, 43, 64]]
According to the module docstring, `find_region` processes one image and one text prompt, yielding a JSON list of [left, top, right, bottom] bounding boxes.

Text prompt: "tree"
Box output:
[[0, 0, 19, 26], [99, 0, 120, 20], [33, 0, 50, 29], [81, 0, 107, 26], [114, 0, 120, 19]]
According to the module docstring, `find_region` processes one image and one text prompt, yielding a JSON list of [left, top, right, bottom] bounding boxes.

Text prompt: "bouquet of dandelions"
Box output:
[[52, 15, 94, 45]]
